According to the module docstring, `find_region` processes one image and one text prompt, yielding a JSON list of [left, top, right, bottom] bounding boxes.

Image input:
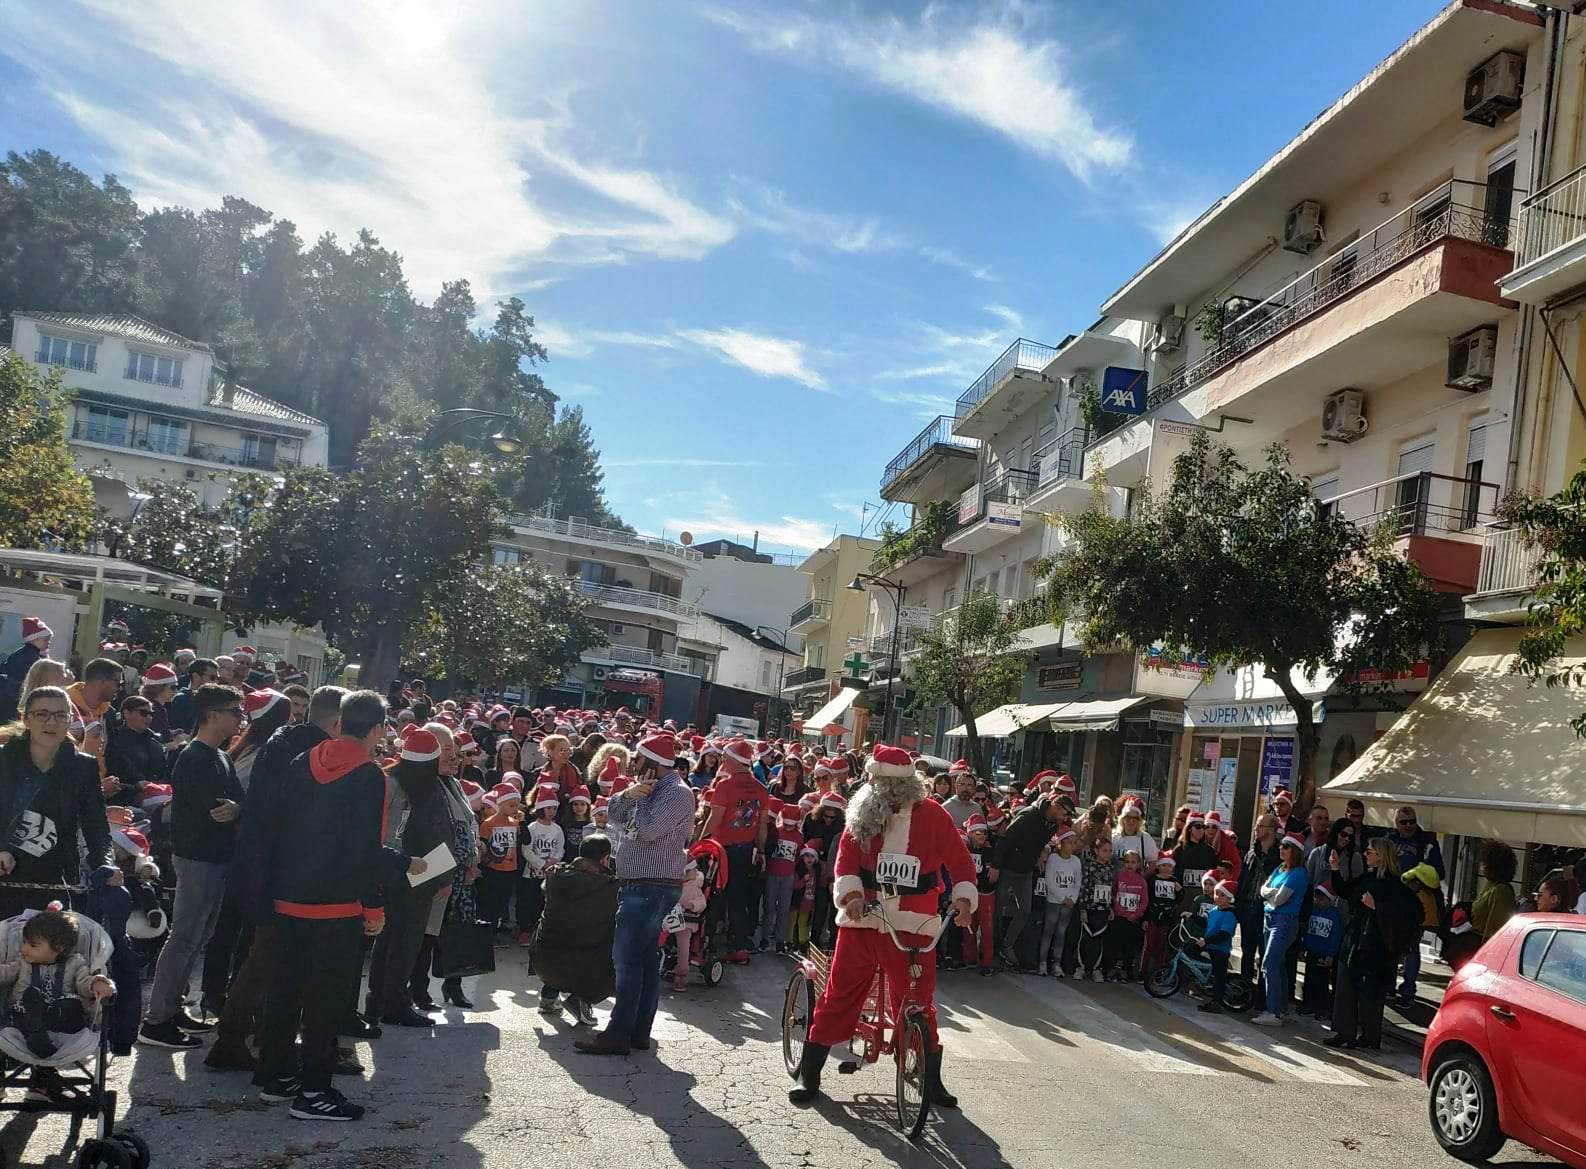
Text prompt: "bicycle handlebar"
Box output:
[[862, 899, 951, 955]]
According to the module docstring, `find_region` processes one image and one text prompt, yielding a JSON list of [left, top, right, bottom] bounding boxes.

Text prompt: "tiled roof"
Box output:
[[23, 311, 210, 351], [217, 384, 325, 428]]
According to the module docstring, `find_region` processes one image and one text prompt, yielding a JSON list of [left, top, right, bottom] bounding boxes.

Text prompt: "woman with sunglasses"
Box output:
[[1325, 837, 1418, 1050]]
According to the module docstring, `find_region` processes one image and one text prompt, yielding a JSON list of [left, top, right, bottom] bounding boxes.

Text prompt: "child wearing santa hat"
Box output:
[[518, 785, 565, 944], [760, 802, 801, 955], [787, 847, 819, 952], [563, 787, 594, 860], [477, 785, 523, 934]]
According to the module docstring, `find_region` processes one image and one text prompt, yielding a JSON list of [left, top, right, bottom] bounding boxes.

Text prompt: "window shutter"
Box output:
[[1466, 423, 1487, 466], [1397, 442, 1435, 477]]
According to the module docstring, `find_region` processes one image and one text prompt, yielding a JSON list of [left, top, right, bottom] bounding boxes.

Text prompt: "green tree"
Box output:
[[1500, 471, 1586, 735], [404, 562, 606, 691], [0, 352, 96, 548], [99, 479, 238, 586], [101, 599, 198, 662], [906, 591, 1026, 776], [1042, 433, 1441, 807], [226, 428, 504, 691]]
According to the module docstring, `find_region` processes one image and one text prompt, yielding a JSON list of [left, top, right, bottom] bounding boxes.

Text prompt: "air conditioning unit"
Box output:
[[1463, 51, 1524, 127], [184, 469, 198, 480], [1283, 200, 1326, 254], [1447, 325, 1498, 391], [1321, 389, 1369, 443], [592, 665, 608, 681], [1152, 313, 1186, 352]]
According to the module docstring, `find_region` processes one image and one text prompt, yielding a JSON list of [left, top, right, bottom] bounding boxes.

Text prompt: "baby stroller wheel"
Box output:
[[1221, 977, 1254, 1013], [76, 1138, 133, 1169], [704, 958, 725, 986], [113, 1131, 150, 1169]]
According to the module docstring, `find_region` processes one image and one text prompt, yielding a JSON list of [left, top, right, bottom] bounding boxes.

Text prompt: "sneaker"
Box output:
[[1037, 963, 1048, 976], [1053, 967, 1066, 980], [672, 981, 688, 992], [139, 1020, 202, 1049], [538, 995, 561, 1016], [290, 1088, 365, 1122], [574, 1001, 598, 1027], [1090, 970, 1104, 983], [1250, 1012, 1283, 1027], [979, 965, 993, 977], [258, 1074, 302, 1102], [174, 1008, 216, 1033]]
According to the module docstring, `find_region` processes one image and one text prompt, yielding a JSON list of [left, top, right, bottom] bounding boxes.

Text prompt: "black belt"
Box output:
[[859, 869, 939, 897]]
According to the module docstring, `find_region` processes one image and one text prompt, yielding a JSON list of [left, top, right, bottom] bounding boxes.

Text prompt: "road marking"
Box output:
[[1244, 1039, 1367, 1085], [937, 1003, 1030, 1063]]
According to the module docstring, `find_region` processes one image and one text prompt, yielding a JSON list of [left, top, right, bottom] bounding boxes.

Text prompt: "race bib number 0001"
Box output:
[[875, 852, 921, 887]]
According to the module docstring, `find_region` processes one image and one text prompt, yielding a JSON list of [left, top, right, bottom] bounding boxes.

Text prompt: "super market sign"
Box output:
[[1186, 699, 1325, 729]]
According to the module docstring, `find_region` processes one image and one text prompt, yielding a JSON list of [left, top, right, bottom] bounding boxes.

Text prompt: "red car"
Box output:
[[1422, 912, 1586, 1167]]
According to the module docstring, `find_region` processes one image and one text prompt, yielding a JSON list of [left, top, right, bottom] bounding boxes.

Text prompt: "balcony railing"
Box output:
[[37, 352, 96, 372], [124, 367, 182, 389], [1318, 471, 1499, 539], [187, 441, 301, 471], [949, 467, 1037, 532], [1136, 182, 1508, 419], [575, 580, 699, 618], [1032, 425, 1091, 489], [868, 624, 926, 660], [1474, 524, 1544, 596], [880, 415, 978, 492], [789, 597, 833, 627], [954, 338, 1058, 421], [783, 664, 827, 688], [507, 510, 703, 562], [589, 644, 701, 675], [1513, 163, 1586, 272]]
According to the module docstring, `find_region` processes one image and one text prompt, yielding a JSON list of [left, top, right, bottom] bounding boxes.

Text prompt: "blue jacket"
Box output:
[[1203, 907, 1237, 955]]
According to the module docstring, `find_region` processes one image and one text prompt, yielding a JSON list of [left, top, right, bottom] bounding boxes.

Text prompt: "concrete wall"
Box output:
[[686, 555, 807, 647]]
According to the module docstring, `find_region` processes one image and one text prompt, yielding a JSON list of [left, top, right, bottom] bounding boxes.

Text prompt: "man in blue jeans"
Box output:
[[577, 730, 696, 1056]]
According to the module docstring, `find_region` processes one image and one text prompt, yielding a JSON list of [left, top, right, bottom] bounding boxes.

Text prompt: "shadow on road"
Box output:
[[819, 1092, 1015, 1169]]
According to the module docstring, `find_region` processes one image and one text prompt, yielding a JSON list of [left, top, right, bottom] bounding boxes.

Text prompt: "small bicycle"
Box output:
[[1144, 918, 1254, 1011], [781, 902, 945, 1139]]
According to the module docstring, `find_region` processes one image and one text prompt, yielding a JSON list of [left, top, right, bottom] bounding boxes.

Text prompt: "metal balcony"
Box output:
[[880, 415, 979, 503], [1505, 164, 1586, 303], [952, 338, 1058, 440], [942, 468, 1037, 554], [1319, 471, 1498, 594], [586, 644, 702, 675], [575, 580, 700, 618], [507, 510, 703, 564], [1473, 525, 1543, 597], [789, 597, 833, 630], [782, 664, 828, 688]]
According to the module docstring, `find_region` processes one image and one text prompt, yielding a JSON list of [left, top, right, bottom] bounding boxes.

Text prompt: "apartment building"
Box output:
[[491, 511, 704, 727], [12, 312, 330, 514], [782, 534, 880, 749]]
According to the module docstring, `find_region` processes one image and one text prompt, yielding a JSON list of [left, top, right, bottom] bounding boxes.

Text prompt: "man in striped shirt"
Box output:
[[577, 730, 696, 1056]]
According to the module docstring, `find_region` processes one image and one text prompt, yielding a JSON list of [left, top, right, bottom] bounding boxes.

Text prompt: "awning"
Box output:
[[1045, 695, 1151, 733], [800, 686, 860, 737], [1321, 629, 1586, 847], [945, 701, 1070, 740]]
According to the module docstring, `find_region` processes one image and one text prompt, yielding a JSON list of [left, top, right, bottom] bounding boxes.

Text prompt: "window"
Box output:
[[1311, 474, 1340, 520], [83, 405, 129, 446], [492, 547, 521, 566], [144, 416, 188, 455], [1411, 182, 1453, 246], [1519, 929, 1554, 979], [1485, 143, 1518, 248], [1394, 441, 1436, 535], [760, 660, 774, 689], [1535, 930, 1586, 1005], [1463, 420, 1488, 529], [125, 351, 183, 387], [35, 334, 97, 372], [810, 643, 825, 668], [241, 434, 277, 470]]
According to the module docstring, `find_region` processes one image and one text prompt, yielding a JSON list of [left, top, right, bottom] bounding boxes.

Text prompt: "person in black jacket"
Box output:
[[0, 617, 52, 723], [139, 684, 246, 1050], [104, 695, 169, 805], [1325, 838, 1419, 1050], [530, 833, 618, 1026], [1233, 814, 1282, 980], [167, 658, 220, 735], [253, 690, 416, 1123], [991, 796, 1062, 968], [206, 686, 344, 1073]]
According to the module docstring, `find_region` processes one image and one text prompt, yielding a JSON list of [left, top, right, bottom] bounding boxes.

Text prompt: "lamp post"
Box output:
[[421, 408, 527, 454], [755, 624, 790, 737], [846, 571, 905, 744]]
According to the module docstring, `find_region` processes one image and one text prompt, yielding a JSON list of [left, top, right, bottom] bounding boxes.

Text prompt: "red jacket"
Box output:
[[831, 796, 975, 938]]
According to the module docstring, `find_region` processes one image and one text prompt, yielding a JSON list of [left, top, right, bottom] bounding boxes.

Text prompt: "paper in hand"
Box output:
[[408, 842, 457, 887]]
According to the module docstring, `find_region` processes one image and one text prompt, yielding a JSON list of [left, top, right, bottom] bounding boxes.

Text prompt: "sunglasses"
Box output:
[[1396, 818, 1416, 827]]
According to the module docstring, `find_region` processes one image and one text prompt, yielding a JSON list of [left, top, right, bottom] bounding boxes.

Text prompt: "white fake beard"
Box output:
[[846, 771, 927, 842]]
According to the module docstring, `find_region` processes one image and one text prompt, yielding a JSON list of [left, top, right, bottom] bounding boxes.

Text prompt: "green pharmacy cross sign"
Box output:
[[843, 651, 868, 679]]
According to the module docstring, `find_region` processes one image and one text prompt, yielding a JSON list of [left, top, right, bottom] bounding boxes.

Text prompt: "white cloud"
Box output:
[[677, 328, 826, 390], [664, 501, 835, 555], [708, 7, 1132, 181], [6, 0, 734, 296], [984, 303, 1024, 331]]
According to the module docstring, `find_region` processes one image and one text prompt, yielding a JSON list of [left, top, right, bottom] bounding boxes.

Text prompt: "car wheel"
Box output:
[[1428, 1052, 1506, 1163]]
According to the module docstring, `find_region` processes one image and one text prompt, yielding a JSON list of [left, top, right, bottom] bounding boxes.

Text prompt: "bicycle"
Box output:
[[781, 901, 946, 1139], [1144, 918, 1254, 1011]]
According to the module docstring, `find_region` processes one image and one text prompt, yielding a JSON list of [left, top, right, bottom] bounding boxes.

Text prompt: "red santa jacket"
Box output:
[[831, 795, 976, 938]]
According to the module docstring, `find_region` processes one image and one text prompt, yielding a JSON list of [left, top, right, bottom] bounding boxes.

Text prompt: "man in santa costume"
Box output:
[[789, 744, 976, 1109]]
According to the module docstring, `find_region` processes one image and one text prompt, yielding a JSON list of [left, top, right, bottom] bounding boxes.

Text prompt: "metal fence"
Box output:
[[880, 414, 979, 492], [1475, 525, 1544, 596], [507, 510, 703, 562], [954, 338, 1058, 420], [592, 645, 701, 675], [789, 597, 833, 627], [575, 580, 700, 618], [1033, 425, 1091, 488], [1513, 163, 1586, 271], [1317, 471, 1498, 538]]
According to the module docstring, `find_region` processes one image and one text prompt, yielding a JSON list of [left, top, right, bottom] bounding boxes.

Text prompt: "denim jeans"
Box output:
[[606, 883, 679, 1042], [1261, 913, 1300, 1017]]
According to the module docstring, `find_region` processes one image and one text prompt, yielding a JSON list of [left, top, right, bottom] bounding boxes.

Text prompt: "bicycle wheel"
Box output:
[[895, 1015, 930, 1140], [1222, 976, 1254, 1012], [781, 968, 814, 1079], [1145, 961, 1182, 998]]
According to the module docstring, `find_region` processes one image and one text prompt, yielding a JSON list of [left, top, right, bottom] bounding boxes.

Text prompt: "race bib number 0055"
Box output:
[[875, 852, 921, 887]]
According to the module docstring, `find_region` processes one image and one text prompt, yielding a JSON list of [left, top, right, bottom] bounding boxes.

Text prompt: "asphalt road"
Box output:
[[0, 952, 1566, 1169]]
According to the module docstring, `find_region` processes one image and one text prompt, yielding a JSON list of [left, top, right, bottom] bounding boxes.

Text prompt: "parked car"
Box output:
[[1422, 912, 1586, 1168]]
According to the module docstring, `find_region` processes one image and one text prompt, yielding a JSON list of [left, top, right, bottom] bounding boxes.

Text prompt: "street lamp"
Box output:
[[847, 571, 905, 744], [422, 408, 527, 455], [755, 624, 790, 737]]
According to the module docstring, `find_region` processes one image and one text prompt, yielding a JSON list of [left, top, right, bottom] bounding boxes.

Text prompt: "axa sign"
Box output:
[[1100, 366, 1148, 415]]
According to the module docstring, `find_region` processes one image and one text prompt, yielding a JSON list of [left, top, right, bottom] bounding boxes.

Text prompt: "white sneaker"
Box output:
[[1037, 963, 1048, 976], [1250, 1012, 1282, 1027], [1052, 967, 1065, 980], [1091, 970, 1105, 983]]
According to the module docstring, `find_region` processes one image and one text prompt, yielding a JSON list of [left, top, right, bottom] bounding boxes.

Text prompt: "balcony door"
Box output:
[[84, 405, 128, 446], [1485, 143, 1518, 249], [145, 416, 188, 456], [1462, 419, 1488, 530], [241, 433, 276, 469], [1394, 441, 1436, 536]]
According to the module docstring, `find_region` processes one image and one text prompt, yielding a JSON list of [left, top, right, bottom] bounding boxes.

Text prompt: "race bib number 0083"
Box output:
[[875, 852, 921, 887]]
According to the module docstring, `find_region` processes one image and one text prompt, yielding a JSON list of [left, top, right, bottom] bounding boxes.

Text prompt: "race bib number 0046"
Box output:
[[875, 852, 921, 887]]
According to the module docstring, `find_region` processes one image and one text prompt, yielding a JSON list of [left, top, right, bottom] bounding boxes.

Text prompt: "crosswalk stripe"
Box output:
[[937, 1003, 1030, 1063], [1244, 1040, 1367, 1086]]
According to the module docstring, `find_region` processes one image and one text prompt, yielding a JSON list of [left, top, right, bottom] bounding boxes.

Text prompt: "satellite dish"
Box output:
[[680, 531, 693, 545]]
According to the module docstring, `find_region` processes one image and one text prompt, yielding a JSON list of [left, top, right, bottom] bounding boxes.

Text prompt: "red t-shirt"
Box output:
[[766, 825, 801, 876], [708, 772, 767, 847]]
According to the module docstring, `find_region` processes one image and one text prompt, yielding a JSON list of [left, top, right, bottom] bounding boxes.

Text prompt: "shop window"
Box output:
[[1329, 734, 1357, 779]]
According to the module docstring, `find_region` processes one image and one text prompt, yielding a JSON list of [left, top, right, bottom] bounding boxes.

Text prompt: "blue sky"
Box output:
[[1, 0, 1443, 555]]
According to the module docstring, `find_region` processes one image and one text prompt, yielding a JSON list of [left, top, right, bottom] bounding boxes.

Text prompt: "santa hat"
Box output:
[[141, 783, 173, 811], [1185, 813, 1205, 827], [1280, 833, 1306, 851], [1055, 828, 1076, 845], [501, 770, 525, 792], [490, 783, 522, 810], [811, 758, 832, 779], [568, 785, 592, 806], [458, 738, 482, 757], [756, 740, 775, 761], [1449, 906, 1472, 936], [963, 813, 989, 835], [593, 796, 610, 813], [1205, 810, 1224, 827], [597, 755, 622, 791], [533, 784, 561, 814], [1271, 788, 1294, 806], [232, 644, 257, 661], [20, 617, 52, 646], [1155, 853, 1176, 869], [799, 845, 819, 860], [400, 728, 441, 763], [690, 735, 706, 754], [864, 744, 913, 779], [722, 737, 755, 769], [142, 662, 178, 687], [111, 825, 149, 858], [947, 759, 970, 777], [827, 755, 851, 778], [798, 795, 817, 814], [489, 707, 511, 723], [244, 689, 286, 720], [1315, 884, 1339, 904], [818, 791, 847, 813], [107, 618, 130, 634], [460, 779, 486, 812], [1054, 774, 1077, 796], [985, 803, 1007, 825], [1031, 769, 1057, 788], [638, 731, 677, 767], [1214, 880, 1238, 901]]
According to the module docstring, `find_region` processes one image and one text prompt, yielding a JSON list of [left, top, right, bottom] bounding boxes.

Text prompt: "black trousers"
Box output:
[[217, 920, 278, 1046], [723, 843, 757, 951], [1331, 967, 1386, 1045], [1238, 907, 1264, 979], [476, 868, 516, 928], [369, 887, 432, 1018], [201, 895, 251, 999], [258, 916, 365, 1093]]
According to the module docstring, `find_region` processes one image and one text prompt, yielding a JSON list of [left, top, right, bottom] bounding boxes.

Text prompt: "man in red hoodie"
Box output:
[[252, 691, 417, 1122]]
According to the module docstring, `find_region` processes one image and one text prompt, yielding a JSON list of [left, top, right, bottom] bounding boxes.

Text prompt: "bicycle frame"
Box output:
[[1163, 922, 1215, 989]]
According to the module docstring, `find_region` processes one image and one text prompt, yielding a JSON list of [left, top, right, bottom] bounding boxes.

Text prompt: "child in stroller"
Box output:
[[661, 840, 729, 988]]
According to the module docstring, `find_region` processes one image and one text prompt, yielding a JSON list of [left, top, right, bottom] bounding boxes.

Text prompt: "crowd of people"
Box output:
[[0, 611, 1582, 1124]]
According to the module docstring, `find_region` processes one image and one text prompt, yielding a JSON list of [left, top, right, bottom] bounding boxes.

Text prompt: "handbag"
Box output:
[[432, 912, 495, 979]]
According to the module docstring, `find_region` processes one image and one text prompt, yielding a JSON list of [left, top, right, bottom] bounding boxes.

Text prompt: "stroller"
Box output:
[[660, 840, 730, 988], [0, 901, 149, 1169]]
